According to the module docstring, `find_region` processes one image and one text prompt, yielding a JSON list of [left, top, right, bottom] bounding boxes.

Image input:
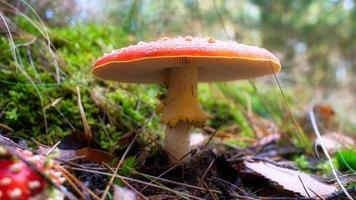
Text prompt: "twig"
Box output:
[[45, 141, 61, 156], [298, 175, 311, 198], [202, 159, 215, 180], [103, 163, 148, 200], [199, 178, 218, 200], [212, 176, 247, 196], [139, 151, 189, 192], [100, 133, 138, 200], [76, 86, 92, 139], [193, 159, 215, 196], [203, 120, 224, 148], [62, 161, 224, 195], [0, 123, 14, 132], [125, 166, 222, 194], [271, 62, 314, 155], [309, 106, 353, 200], [59, 166, 101, 200], [68, 167, 204, 200], [61, 170, 86, 199], [308, 187, 325, 200]]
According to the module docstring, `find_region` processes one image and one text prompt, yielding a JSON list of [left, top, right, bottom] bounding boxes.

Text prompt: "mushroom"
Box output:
[[92, 36, 281, 163], [0, 146, 64, 200]]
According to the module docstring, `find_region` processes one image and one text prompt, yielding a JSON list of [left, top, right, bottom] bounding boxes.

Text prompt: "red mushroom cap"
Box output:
[[0, 147, 63, 200], [0, 160, 46, 200], [92, 36, 281, 83]]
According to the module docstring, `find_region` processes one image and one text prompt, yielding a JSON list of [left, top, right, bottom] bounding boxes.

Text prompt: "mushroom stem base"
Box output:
[[164, 122, 191, 164]]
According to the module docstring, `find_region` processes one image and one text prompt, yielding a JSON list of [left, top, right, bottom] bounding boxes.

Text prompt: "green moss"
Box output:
[[293, 155, 310, 172], [199, 83, 254, 138]]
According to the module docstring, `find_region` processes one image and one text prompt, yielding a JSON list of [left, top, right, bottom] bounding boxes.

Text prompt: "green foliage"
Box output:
[[316, 158, 340, 176], [336, 149, 356, 172], [1, 20, 149, 148], [199, 83, 254, 138], [293, 155, 310, 172], [113, 156, 137, 186], [120, 156, 137, 176]]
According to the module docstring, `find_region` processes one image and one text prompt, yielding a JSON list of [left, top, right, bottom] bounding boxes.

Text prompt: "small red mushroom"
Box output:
[[0, 146, 64, 200]]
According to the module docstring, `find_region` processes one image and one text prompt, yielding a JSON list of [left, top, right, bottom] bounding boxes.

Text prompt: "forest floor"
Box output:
[[0, 9, 355, 200], [1, 103, 355, 199]]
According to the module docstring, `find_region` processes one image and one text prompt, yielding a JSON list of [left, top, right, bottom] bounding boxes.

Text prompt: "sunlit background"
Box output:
[[30, 0, 356, 116]]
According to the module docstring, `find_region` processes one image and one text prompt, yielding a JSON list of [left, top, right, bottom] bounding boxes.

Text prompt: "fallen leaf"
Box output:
[[58, 131, 102, 150], [76, 148, 114, 164], [314, 104, 336, 130], [315, 132, 355, 154], [247, 113, 281, 139], [243, 160, 337, 197], [253, 133, 281, 147]]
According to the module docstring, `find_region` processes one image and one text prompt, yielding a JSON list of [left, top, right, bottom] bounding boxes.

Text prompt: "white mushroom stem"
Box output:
[[164, 122, 190, 162], [161, 65, 208, 163]]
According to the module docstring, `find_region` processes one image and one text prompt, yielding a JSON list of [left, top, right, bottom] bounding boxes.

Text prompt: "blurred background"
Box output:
[[0, 0, 355, 147]]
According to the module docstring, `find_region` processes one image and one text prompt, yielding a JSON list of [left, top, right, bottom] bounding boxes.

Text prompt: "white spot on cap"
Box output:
[[137, 41, 146, 45], [28, 180, 41, 190], [185, 35, 193, 41], [160, 37, 170, 41], [0, 178, 12, 186], [207, 37, 216, 43], [111, 49, 123, 54], [0, 146, 7, 156], [10, 163, 22, 173], [22, 150, 33, 157], [28, 155, 41, 163], [8, 188, 22, 200]]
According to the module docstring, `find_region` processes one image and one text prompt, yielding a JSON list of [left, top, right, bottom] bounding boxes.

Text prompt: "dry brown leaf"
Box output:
[[247, 113, 281, 139], [244, 160, 337, 197], [76, 147, 114, 164], [315, 132, 355, 154], [253, 133, 281, 147], [314, 104, 337, 130], [57, 131, 102, 150]]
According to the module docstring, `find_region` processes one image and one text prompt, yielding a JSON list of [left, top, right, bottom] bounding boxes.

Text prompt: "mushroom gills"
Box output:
[[160, 65, 208, 126]]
